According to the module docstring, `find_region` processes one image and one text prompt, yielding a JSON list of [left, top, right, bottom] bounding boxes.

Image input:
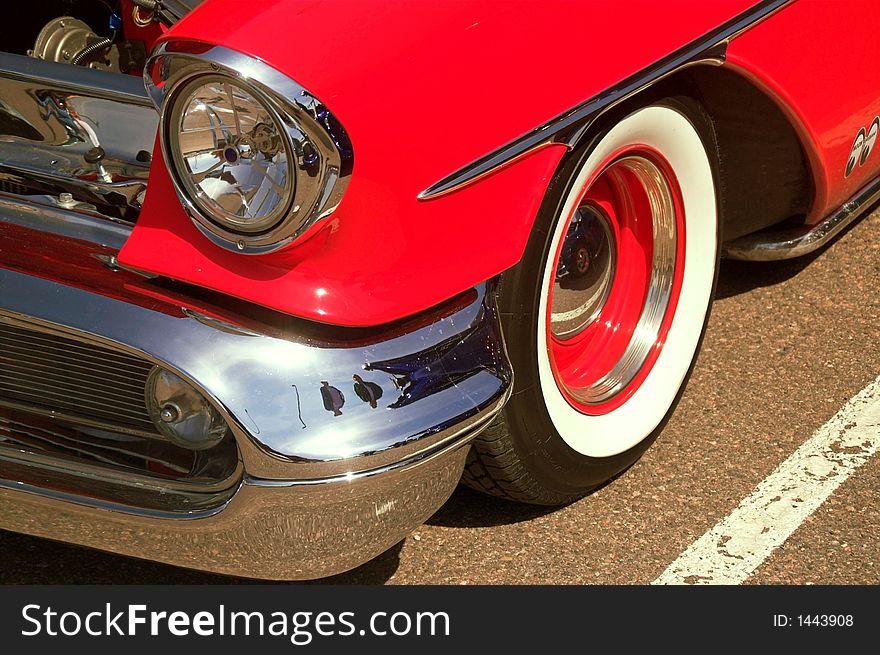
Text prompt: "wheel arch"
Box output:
[[563, 64, 815, 244]]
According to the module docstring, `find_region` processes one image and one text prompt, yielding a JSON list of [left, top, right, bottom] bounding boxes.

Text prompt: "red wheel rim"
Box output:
[[546, 147, 686, 415]]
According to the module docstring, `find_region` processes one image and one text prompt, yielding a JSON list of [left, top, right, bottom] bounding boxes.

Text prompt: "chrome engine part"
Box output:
[[30, 16, 120, 72], [0, 50, 156, 221]]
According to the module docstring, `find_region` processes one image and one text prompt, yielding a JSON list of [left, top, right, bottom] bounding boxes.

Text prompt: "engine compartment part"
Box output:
[[30, 16, 140, 73], [0, 51, 156, 222], [135, 1, 204, 26], [8, 1, 201, 74]]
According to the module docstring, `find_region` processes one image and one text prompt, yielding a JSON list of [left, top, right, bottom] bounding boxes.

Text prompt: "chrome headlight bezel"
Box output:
[[146, 41, 353, 254]]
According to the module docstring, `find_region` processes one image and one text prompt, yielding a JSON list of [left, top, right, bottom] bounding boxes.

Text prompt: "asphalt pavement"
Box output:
[[1, 206, 878, 585]]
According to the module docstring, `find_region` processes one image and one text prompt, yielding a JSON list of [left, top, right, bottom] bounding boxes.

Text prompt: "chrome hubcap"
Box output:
[[549, 204, 616, 340]]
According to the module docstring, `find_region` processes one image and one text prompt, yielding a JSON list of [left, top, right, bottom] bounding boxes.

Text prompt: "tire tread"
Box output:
[[462, 418, 581, 505]]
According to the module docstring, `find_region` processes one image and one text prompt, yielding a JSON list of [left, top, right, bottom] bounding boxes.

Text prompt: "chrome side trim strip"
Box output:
[[723, 173, 880, 260], [418, 0, 793, 200]]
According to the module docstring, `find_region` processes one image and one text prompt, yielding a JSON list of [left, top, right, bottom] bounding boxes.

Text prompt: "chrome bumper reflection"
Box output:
[[0, 195, 511, 578], [0, 443, 472, 580], [0, 436, 467, 580]]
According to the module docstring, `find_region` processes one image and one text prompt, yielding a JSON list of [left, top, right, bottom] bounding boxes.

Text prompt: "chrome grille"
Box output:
[[0, 321, 156, 433], [0, 405, 240, 514], [0, 410, 192, 475]]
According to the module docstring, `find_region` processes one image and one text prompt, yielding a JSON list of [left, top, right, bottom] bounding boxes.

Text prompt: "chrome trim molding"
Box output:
[[146, 41, 354, 254], [0, 53, 156, 219], [0, 439, 243, 519], [418, 0, 793, 200], [723, 173, 880, 260], [0, 195, 510, 577], [0, 192, 132, 247]]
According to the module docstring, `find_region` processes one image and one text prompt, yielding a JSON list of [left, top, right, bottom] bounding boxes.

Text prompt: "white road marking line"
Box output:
[[653, 375, 880, 585]]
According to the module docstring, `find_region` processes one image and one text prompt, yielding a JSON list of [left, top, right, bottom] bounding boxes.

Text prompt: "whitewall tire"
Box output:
[[463, 96, 720, 505]]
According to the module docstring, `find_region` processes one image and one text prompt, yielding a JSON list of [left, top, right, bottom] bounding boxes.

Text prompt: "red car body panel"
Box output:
[[726, 0, 880, 224], [125, 138, 564, 325], [118, 0, 765, 326]]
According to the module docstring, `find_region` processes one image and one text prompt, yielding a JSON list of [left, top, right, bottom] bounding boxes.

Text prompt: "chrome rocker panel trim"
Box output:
[[723, 173, 880, 260], [0, 196, 510, 578]]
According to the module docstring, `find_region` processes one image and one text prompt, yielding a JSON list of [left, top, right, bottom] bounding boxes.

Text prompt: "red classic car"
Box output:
[[0, 0, 877, 579]]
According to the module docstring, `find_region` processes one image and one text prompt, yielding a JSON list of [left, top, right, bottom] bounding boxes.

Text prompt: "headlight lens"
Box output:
[[147, 42, 353, 255], [168, 76, 295, 236]]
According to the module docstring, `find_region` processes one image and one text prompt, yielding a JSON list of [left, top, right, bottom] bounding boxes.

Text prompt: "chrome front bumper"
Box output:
[[0, 195, 511, 579]]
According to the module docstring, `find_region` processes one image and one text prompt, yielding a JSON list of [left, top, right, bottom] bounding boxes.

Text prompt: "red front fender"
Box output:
[[119, 0, 761, 326]]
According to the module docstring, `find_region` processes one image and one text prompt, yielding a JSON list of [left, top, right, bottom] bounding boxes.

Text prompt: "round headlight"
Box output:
[[167, 76, 295, 238], [148, 43, 353, 255]]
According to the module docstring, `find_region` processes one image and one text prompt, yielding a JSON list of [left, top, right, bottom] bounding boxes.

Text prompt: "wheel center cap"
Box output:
[[549, 205, 616, 340]]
